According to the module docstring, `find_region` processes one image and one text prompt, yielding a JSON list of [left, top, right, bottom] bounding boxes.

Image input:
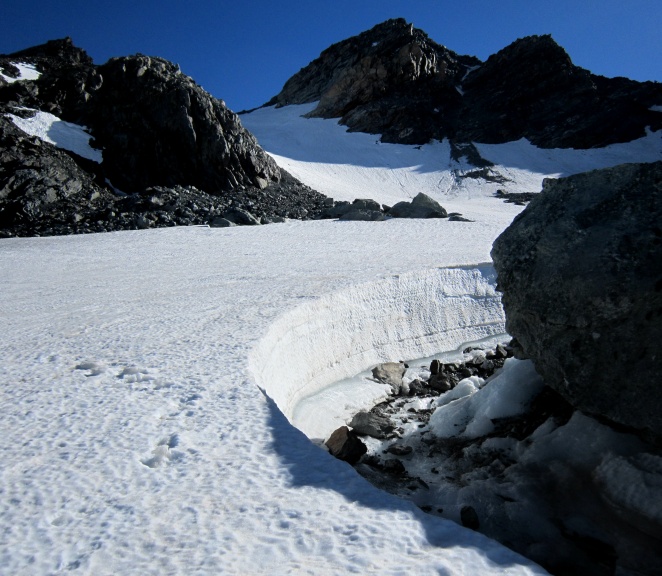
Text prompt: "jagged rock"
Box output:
[[325, 426, 367, 464], [349, 411, 395, 439], [267, 18, 479, 144], [492, 161, 662, 444], [82, 54, 280, 193], [388, 192, 447, 219], [457, 35, 662, 148], [338, 208, 385, 221], [266, 22, 662, 148], [0, 115, 114, 235], [372, 362, 407, 395]]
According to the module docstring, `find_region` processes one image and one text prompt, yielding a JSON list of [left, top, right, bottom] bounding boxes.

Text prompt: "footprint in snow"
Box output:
[[140, 433, 183, 468]]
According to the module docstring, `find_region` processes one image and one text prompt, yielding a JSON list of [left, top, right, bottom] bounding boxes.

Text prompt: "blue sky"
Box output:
[[2, 0, 661, 112]]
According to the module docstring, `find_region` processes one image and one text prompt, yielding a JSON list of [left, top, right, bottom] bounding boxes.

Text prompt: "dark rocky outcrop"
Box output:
[[456, 35, 662, 148], [0, 38, 330, 236], [267, 20, 662, 148], [492, 161, 662, 445]]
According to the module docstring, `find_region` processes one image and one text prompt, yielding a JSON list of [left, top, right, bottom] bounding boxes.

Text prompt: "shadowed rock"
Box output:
[[492, 161, 662, 445]]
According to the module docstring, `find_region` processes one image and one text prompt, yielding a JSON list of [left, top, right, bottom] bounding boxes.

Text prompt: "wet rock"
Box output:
[[382, 458, 406, 475], [428, 373, 452, 393], [492, 161, 662, 445], [325, 426, 367, 464], [387, 444, 413, 456]]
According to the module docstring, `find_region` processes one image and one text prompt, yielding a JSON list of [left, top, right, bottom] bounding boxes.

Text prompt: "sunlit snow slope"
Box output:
[[241, 103, 662, 213], [0, 220, 547, 575]]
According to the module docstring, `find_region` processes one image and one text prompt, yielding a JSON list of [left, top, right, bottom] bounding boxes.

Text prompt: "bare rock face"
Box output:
[[0, 38, 330, 236], [491, 161, 662, 444], [87, 55, 281, 193], [267, 21, 662, 148], [456, 35, 662, 148], [267, 18, 479, 144]]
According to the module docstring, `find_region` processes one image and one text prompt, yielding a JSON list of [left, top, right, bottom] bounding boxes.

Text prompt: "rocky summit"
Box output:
[[267, 18, 662, 147], [0, 38, 329, 237]]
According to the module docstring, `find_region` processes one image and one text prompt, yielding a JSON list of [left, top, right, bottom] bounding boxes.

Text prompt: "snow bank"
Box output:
[[428, 358, 544, 438], [250, 265, 505, 431], [6, 108, 103, 162]]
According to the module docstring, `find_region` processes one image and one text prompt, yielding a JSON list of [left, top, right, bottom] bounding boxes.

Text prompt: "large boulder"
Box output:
[[491, 161, 662, 444], [388, 192, 447, 219]]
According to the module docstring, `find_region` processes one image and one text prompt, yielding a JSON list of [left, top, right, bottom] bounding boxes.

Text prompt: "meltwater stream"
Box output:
[[291, 333, 508, 441]]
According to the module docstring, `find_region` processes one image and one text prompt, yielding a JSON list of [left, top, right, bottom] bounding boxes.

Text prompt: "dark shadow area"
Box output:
[[261, 391, 545, 573]]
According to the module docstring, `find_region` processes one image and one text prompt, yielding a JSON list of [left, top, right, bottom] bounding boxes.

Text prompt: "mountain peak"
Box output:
[[4, 37, 93, 68], [267, 18, 480, 143]]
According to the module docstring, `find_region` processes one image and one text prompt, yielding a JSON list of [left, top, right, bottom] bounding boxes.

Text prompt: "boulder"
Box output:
[[349, 410, 395, 439], [372, 362, 407, 395], [325, 426, 367, 464], [338, 208, 385, 221], [351, 198, 382, 211], [209, 217, 236, 228], [388, 193, 447, 219], [222, 208, 260, 226], [492, 161, 662, 444]]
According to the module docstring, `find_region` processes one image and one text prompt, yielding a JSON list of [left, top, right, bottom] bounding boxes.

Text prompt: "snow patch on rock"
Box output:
[[7, 108, 102, 162]]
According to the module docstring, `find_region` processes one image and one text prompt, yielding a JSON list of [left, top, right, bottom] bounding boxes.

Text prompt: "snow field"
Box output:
[[241, 103, 662, 211], [0, 221, 547, 575]]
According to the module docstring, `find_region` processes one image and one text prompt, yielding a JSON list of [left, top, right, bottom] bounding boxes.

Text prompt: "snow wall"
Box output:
[[250, 265, 506, 429]]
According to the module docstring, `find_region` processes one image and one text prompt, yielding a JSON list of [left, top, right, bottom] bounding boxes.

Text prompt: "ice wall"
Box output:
[[250, 265, 506, 426]]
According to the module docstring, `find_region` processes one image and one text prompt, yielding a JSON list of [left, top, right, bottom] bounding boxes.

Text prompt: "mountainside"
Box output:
[[267, 18, 662, 147], [0, 38, 328, 237], [2, 23, 662, 237]]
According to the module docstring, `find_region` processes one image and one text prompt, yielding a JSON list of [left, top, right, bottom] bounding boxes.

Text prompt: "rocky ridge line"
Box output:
[[266, 19, 662, 148]]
